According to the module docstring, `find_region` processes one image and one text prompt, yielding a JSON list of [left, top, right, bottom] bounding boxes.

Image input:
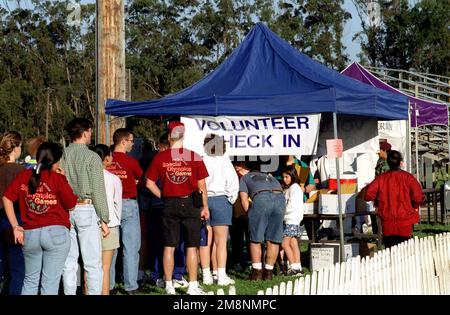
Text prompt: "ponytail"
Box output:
[[27, 142, 62, 194], [28, 163, 44, 194]]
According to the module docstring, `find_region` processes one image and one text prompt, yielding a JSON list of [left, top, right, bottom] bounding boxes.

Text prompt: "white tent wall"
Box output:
[[378, 120, 408, 171], [317, 114, 379, 191]]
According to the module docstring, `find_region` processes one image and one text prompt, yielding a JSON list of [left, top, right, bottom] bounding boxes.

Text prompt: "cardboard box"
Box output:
[[310, 243, 360, 271], [304, 190, 329, 214], [339, 182, 358, 194], [304, 202, 316, 215], [319, 193, 356, 214], [305, 189, 329, 203]]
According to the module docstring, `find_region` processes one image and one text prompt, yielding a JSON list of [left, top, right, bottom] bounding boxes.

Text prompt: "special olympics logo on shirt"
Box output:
[[163, 161, 192, 185], [26, 198, 50, 214], [21, 184, 56, 214]]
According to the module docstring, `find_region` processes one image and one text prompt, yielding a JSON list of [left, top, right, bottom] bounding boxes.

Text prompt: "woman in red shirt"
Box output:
[[2, 142, 77, 295], [365, 150, 425, 248]]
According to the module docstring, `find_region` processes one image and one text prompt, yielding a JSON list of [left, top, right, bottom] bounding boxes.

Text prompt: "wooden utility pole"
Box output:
[[96, 0, 126, 145]]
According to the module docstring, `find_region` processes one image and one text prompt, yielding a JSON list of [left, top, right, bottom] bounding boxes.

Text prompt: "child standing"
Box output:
[[2, 142, 77, 294], [92, 144, 122, 295], [281, 166, 304, 275]]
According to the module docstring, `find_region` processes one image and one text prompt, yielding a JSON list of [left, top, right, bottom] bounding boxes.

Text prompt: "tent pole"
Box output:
[[415, 103, 420, 182], [447, 122, 450, 162], [406, 100, 411, 173], [333, 113, 345, 262], [414, 86, 420, 183], [447, 106, 450, 162]]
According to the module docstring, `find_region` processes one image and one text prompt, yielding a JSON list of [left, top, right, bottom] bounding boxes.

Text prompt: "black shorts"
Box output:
[[162, 197, 202, 248]]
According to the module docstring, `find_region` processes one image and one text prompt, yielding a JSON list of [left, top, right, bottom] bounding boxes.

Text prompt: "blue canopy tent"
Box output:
[[106, 23, 409, 261], [106, 23, 407, 120]]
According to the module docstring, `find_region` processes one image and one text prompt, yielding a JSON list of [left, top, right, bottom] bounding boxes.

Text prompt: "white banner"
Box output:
[[181, 115, 321, 156], [378, 120, 407, 159]]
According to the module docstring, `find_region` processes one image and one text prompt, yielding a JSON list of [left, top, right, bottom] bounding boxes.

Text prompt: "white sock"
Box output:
[[291, 263, 300, 270], [202, 268, 211, 276], [212, 270, 218, 276], [252, 263, 262, 270], [165, 281, 173, 288], [265, 264, 274, 270], [217, 268, 226, 277], [189, 281, 199, 288]]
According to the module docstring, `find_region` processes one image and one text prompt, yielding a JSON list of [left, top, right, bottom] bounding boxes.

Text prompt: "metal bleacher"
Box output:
[[364, 66, 450, 225]]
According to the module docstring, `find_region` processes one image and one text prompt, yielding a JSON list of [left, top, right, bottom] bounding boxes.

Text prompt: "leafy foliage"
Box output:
[[355, 0, 450, 76], [0, 0, 352, 143]]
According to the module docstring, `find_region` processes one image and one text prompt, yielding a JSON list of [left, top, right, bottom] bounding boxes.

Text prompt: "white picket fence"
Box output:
[[211, 233, 450, 295]]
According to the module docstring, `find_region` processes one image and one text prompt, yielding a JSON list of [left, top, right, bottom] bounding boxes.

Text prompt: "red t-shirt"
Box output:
[[3, 170, 78, 230], [107, 152, 143, 199], [365, 170, 424, 237], [146, 148, 209, 197]]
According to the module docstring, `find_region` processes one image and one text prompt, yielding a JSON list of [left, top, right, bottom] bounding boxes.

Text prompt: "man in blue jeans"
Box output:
[[61, 118, 110, 295], [239, 162, 286, 281], [107, 129, 143, 294]]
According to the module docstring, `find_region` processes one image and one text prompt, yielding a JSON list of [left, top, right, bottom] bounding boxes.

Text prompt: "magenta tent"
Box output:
[[342, 61, 449, 180], [342, 62, 448, 127]]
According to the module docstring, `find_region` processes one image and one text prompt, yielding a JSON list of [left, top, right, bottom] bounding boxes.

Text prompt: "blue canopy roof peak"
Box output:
[[106, 23, 408, 120]]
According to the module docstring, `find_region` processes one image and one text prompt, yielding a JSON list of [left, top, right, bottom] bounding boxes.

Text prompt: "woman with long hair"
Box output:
[[201, 134, 239, 286], [0, 131, 25, 295], [92, 144, 123, 295], [2, 142, 77, 294]]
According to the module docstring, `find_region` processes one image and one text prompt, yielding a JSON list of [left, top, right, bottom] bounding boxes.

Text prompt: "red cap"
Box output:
[[167, 121, 185, 134], [379, 141, 392, 151]]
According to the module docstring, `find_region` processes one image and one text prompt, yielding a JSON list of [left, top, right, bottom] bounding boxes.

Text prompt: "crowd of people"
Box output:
[[0, 119, 425, 295]]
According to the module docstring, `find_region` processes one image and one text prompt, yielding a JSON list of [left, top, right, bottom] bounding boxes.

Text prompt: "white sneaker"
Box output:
[[187, 285, 206, 295], [156, 278, 165, 288], [173, 277, 189, 288], [165, 286, 176, 295], [217, 274, 235, 286], [203, 273, 214, 285]]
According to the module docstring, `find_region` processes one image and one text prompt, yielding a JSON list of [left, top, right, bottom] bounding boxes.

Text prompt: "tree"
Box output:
[[354, 0, 450, 75], [0, 0, 353, 145], [0, 1, 96, 144], [268, 0, 351, 70]]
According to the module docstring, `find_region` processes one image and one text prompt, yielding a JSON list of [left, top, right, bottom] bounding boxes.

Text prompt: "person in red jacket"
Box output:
[[364, 150, 425, 248]]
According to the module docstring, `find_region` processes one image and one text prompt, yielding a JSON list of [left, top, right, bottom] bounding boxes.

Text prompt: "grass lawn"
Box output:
[[413, 223, 450, 238], [110, 223, 448, 295], [112, 270, 306, 295]]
